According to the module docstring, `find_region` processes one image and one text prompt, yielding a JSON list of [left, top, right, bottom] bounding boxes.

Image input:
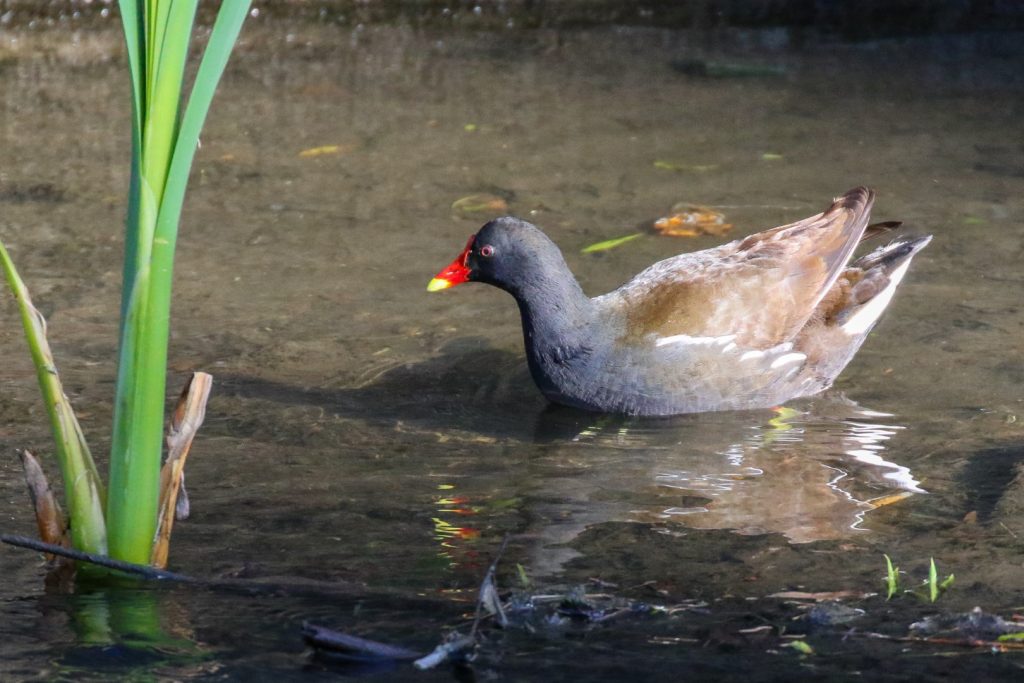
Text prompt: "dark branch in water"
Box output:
[[415, 534, 512, 670], [301, 622, 424, 661], [0, 533, 430, 603], [303, 535, 514, 671], [0, 534, 197, 582]]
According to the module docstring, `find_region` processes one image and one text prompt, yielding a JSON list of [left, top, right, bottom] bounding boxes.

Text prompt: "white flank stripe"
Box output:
[[770, 352, 806, 369], [655, 333, 735, 348]]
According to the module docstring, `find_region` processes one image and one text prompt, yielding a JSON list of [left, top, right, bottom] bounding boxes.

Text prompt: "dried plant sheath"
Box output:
[[20, 451, 69, 554], [150, 372, 212, 568]]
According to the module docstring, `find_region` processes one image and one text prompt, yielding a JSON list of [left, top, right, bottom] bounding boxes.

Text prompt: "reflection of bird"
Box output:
[[429, 188, 930, 416], [513, 399, 923, 577], [651, 404, 923, 543]]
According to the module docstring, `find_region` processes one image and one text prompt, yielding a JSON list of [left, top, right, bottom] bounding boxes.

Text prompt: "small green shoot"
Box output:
[[883, 554, 899, 600], [786, 640, 814, 655], [928, 558, 938, 602], [883, 555, 954, 602], [926, 558, 954, 603], [516, 563, 531, 590]]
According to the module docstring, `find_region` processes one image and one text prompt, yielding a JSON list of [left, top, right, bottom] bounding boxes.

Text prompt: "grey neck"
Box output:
[[507, 265, 595, 398]]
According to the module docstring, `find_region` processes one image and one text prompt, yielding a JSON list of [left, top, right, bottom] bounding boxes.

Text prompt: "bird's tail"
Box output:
[[835, 234, 932, 336]]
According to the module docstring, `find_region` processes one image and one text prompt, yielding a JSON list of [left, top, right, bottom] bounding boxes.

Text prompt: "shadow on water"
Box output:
[[957, 445, 1024, 523], [218, 341, 542, 439]]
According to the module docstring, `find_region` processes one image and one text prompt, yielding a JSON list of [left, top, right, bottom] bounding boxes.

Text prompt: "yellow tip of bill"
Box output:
[[427, 277, 452, 292]]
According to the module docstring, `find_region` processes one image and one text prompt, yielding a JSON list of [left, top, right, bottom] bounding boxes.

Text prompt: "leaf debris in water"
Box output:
[[652, 205, 733, 237], [785, 640, 815, 655], [581, 232, 643, 253], [451, 193, 509, 219]]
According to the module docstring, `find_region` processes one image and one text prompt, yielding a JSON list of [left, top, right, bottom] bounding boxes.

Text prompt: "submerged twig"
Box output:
[[413, 535, 512, 670], [412, 635, 476, 671], [856, 630, 1024, 652], [151, 372, 213, 568], [301, 622, 424, 661], [473, 535, 511, 636], [303, 536, 514, 671], [0, 534, 194, 582], [0, 534, 389, 600]]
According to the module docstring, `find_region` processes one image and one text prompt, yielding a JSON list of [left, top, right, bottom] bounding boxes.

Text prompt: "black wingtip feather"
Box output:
[[853, 234, 932, 271]]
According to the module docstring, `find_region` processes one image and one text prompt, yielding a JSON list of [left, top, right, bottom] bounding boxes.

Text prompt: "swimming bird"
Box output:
[[428, 187, 930, 416]]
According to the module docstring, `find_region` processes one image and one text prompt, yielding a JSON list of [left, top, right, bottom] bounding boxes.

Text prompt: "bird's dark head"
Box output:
[[428, 217, 560, 295]]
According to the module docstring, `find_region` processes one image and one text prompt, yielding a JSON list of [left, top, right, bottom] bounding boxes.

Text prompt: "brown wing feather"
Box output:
[[613, 187, 876, 349]]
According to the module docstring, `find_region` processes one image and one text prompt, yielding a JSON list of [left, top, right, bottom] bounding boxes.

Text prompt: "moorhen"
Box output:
[[428, 187, 930, 416]]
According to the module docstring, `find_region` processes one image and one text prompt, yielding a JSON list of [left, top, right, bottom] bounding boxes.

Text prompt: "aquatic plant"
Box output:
[[0, 1, 251, 566], [883, 554, 899, 600], [882, 555, 954, 603], [927, 558, 955, 603]]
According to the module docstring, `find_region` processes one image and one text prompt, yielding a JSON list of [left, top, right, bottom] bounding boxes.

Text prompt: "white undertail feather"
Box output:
[[841, 260, 912, 336]]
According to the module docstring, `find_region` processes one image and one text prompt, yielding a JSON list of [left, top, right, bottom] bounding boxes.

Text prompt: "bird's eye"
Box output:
[[479, 244, 495, 258]]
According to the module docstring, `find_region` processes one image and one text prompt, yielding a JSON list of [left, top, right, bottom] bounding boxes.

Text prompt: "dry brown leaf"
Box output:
[[151, 372, 213, 569], [20, 450, 69, 554]]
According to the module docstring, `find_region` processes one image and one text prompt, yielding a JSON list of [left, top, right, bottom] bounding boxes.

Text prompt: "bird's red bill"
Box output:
[[427, 235, 475, 291]]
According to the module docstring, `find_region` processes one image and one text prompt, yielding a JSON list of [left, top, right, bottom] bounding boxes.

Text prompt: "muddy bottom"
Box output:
[[1, 12, 1023, 682]]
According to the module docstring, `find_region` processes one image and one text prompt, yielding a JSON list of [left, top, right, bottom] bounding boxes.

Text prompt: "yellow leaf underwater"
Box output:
[[298, 144, 350, 158], [653, 160, 719, 173]]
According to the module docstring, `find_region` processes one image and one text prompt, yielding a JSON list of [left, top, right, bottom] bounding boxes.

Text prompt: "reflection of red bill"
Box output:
[[427, 235, 475, 291]]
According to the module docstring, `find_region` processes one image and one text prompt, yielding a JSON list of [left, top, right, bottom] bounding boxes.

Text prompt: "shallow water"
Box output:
[[2, 12, 1023, 681]]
